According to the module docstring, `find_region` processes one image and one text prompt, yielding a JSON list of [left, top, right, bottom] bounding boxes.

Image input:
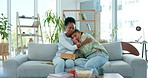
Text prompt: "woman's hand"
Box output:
[[77, 37, 92, 48], [83, 37, 92, 44]]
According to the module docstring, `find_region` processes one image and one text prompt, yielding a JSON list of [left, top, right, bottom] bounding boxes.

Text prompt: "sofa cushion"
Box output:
[[28, 43, 58, 61], [103, 42, 123, 61], [101, 61, 111, 68], [17, 61, 54, 77], [104, 60, 132, 78]]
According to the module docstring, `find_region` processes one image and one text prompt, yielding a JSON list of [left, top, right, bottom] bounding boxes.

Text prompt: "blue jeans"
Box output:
[[75, 52, 109, 68], [53, 57, 74, 73], [75, 52, 108, 76]]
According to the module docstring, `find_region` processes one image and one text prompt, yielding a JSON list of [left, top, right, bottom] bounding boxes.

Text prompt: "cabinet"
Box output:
[[62, 10, 96, 38], [16, 12, 43, 54]]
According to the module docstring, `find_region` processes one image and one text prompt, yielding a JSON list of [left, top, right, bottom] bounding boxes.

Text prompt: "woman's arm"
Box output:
[[59, 33, 91, 50], [82, 37, 92, 45], [72, 37, 92, 48], [59, 34, 78, 50]]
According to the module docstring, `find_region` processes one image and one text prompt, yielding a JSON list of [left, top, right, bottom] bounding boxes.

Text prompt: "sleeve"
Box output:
[[59, 33, 78, 50], [80, 34, 94, 54]]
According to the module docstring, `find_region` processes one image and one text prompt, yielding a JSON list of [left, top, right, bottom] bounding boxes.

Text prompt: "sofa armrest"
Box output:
[[123, 54, 147, 78], [121, 42, 139, 56], [3, 55, 28, 78]]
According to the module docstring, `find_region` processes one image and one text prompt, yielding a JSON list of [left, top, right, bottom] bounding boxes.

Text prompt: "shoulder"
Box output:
[[80, 33, 91, 41], [58, 33, 67, 42], [59, 32, 65, 36], [59, 32, 66, 38], [82, 33, 92, 38], [82, 33, 96, 42]]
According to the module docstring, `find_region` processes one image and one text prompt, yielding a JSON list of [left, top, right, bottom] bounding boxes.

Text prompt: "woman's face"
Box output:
[[71, 32, 81, 41], [65, 22, 75, 36]]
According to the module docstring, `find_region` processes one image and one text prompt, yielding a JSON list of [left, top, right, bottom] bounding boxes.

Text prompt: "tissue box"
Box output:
[[61, 53, 75, 60]]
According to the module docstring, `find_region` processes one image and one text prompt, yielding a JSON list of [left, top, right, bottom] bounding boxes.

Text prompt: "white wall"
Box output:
[[59, 0, 78, 17]]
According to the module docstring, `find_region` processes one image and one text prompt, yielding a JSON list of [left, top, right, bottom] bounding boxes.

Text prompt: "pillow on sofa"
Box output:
[[103, 42, 123, 61], [28, 43, 58, 61]]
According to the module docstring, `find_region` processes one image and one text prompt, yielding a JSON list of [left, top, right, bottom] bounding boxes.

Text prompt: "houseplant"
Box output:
[[44, 10, 64, 43], [0, 13, 10, 63], [0, 13, 10, 42], [110, 26, 118, 42]]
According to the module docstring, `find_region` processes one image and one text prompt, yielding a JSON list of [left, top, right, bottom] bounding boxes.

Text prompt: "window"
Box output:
[[0, 0, 7, 42], [38, 0, 56, 43], [0, 0, 7, 15], [3, 0, 56, 56], [117, 0, 148, 42], [100, 0, 148, 43], [11, 0, 34, 26], [100, 0, 112, 42]]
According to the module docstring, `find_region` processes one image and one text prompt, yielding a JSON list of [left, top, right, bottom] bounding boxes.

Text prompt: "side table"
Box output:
[[141, 41, 147, 60], [129, 41, 147, 60]]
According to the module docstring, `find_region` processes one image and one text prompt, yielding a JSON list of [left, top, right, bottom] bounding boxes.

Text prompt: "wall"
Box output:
[[58, 0, 78, 18]]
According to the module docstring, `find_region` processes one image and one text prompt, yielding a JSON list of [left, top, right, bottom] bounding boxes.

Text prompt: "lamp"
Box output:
[[135, 26, 147, 60], [135, 26, 142, 42], [135, 26, 146, 42], [136, 26, 141, 31]]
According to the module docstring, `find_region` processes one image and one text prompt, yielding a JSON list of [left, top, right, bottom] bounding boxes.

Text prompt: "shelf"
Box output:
[[76, 20, 94, 22], [63, 10, 96, 38], [19, 16, 38, 19], [17, 34, 41, 37], [80, 30, 95, 32], [63, 10, 95, 12], [16, 12, 43, 55], [17, 25, 38, 28], [18, 46, 28, 49]]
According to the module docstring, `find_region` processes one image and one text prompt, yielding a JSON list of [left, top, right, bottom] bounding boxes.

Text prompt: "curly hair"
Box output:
[[71, 29, 83, 38], [64, 17, 76, 26]]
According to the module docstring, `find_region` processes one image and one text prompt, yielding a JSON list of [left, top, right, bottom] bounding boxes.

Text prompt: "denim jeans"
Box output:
[[85, 52, 109, 68], [74, 52, 108, 77], [75, 52, 109, 68], [53, 57, 74, 73]]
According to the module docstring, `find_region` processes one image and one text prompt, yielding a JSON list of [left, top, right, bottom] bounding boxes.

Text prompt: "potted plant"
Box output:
[[44, 10, 64, 43], [0, 13, 10, 42], [110, 26, 118, 42], [0, 13, 10, 63]]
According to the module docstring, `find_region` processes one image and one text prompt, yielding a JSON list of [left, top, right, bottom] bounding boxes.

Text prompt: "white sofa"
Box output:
[[3, 42, 147, 78]]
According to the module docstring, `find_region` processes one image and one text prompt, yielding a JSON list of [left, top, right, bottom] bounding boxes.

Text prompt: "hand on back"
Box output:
[[83, 37, 92, 44]]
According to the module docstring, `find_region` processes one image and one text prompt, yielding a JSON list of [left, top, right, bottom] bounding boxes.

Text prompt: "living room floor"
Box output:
[[0, 60, 4, 78]]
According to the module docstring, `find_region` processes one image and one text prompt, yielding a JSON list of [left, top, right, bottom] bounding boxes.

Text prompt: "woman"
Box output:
[[52, 17, 91, 73], [71, 29, 109, 75]]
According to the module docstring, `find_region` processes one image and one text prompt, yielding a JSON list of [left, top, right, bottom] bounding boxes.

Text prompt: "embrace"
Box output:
[[52, 17, 109, 75]]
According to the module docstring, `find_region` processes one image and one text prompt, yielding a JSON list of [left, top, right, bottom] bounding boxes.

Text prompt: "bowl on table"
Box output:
[[75, 67, 93, 78]]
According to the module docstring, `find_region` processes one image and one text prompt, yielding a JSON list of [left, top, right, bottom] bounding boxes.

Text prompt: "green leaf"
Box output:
[[0, 13, 10, 40], [43, 10, 64, 43]]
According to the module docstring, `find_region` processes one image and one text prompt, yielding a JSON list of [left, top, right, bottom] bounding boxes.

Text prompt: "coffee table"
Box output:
[[99, 73, 124, 78]]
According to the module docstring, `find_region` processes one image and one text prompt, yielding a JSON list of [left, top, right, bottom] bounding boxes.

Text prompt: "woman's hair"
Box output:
[[64, 17, 76, 26], [71, 29, 82, 37]]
